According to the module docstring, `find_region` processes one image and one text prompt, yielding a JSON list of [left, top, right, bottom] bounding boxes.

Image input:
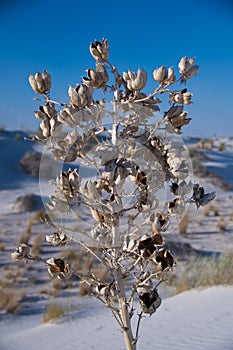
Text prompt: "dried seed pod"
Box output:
[[178, 56, 199, 82], [96, 282, 117, 297], [138, 233, 163, 258], [136, 278, 153, 294], [83, 64, 109, 88], [46, 257, 72, 280], [167, 198, 185, 216], [170, 89, 193, 105], [45, 230, 68, 246], [154, 248, 175, 271], [139, 289, 162, 315], [68, 84, 93, 108], [89, 38, 109, 61], [164, 67, 176, 85], [153, 65, 168, 83], [59, 168, 80, 200], [152, 213, 169, 232], [191, 183, 216, 208], [11, 243, 31, 262], [29, 70, 51, 94], [123, 68, 147, 91]]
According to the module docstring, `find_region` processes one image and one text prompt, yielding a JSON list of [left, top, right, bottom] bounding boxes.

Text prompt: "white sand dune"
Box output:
[[1, 132, 233, 350], [1, 286, 233, 350]]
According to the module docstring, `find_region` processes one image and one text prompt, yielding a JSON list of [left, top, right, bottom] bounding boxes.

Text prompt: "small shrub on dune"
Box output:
[[0, 289, 24, 314], [173, 250, 233, 293], [43, 303, 70, 323]]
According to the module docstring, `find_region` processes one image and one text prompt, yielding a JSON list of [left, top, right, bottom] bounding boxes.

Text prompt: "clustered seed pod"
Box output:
[[29, 70, 51, 94], [68, 83, 93, 108], [10, 243, 31, 262], [34, 102, 61, 138], [46, 257, 72, 280], [96, 282, 117, 297], [58, 168, 80, 200], [153, 66, 176, 85], [83, 63, 109, 88], [139, 289, 162, 315], [178, 56, 199, 82], [123, 68, 147, 91], [138, 233, 164, 258], [170, 88, 193, 104], [89, 38, 110, 61], [191, 183, 216, 208], [165, 105, 191, 134], [45, 230, 68, 246]]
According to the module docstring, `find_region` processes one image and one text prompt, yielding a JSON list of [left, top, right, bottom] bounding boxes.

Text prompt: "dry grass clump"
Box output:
[[31, 233, 44, 256], [203, 204, 219, 217], [42, 303, 70, 323], [0, 288, 24, 314], [19, 220, 33, 244], [217, 217, 227, 234], [0, 240, 5, 251], [178, 213, 189, 235], [173, 250, 233, 294]]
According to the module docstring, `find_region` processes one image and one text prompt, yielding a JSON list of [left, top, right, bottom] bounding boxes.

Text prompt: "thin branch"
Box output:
[[133, 312, 143, 345]]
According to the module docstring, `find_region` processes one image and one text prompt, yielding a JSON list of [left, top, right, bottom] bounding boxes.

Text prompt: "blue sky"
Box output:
[[0, 0, 233, 137]]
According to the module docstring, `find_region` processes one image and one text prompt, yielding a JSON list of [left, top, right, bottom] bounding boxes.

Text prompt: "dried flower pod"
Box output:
[[29, 70, 51, 94], [83, 64, 109, 88], [153, 213, 169, 232], [168, 111, 191, 132], [35, 103, 57, 120], [138, 234, 163, 258], [167, 197, 185, 216], [139, 289, 162, 315], [59, 168, 80, 200], [136, 276, 153, 294], [164, 67, 176, 85], [46, 194, 71, 212], [153, 65, 168, 83], [170, 180, 193, 197], [46, 230, 68, 246], [68, 84, 93, 108], [11, 243, 31, 262], [178, 56, 199, 82], [123, 68, 147, 91], [42, 103, 57, 119], [89, 38, 109, 61], [191, 183, 216, 208], [154, 248, 175, 271], [46, 257, 72, 280], [170, 89, 193, 105], [96, 282, 117, 297]]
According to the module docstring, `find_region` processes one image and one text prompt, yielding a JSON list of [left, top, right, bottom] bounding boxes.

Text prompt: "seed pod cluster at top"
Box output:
[[89, 38, 110, 62]]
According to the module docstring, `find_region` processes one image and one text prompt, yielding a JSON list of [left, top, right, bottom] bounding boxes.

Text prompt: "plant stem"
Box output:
[[115, 266, 136, 350]]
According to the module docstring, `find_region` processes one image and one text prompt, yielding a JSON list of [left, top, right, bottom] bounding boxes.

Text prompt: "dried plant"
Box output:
[[11, 39, 216, 350], [178, 212, 189, 235]]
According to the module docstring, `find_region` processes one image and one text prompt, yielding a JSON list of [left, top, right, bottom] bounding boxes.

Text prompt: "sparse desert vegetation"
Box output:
[[172, 250, 233, 294]]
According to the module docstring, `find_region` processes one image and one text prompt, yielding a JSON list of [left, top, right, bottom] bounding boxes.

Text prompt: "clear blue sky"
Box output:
[[0, 0, 233, 137]]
